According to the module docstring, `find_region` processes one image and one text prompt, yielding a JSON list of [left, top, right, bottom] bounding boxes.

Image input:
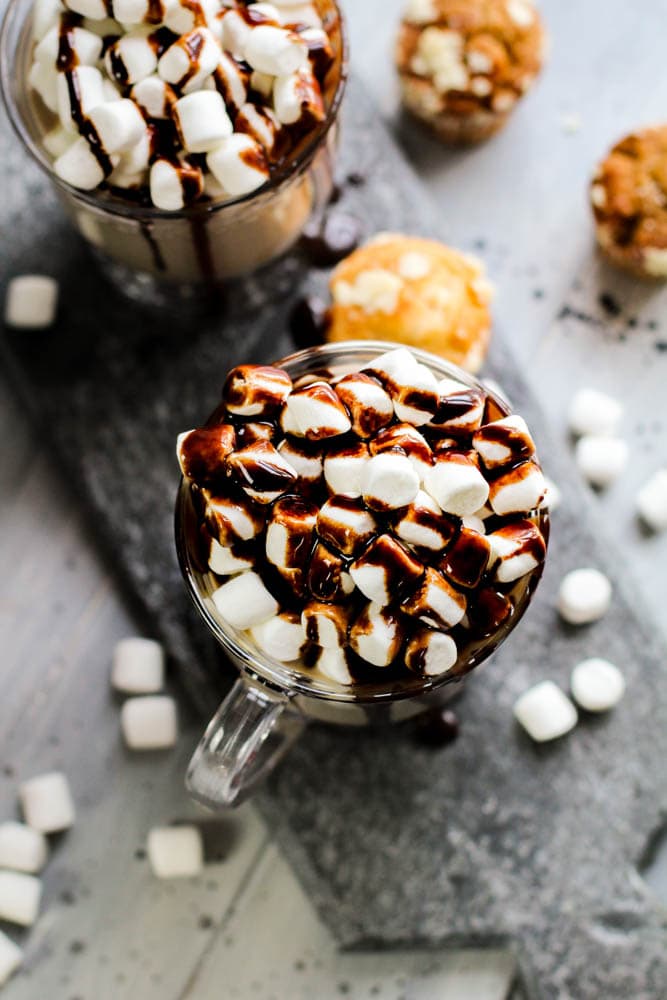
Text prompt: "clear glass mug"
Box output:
[[175, 342, 549, 809], [0, 0, 348, 305]]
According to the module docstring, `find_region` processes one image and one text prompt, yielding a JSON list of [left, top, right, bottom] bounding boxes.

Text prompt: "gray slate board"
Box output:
[[2, 77, 666, 1000]]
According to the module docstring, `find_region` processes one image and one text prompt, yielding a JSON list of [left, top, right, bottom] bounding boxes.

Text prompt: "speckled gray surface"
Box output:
[[2, 78, 667, 1000]]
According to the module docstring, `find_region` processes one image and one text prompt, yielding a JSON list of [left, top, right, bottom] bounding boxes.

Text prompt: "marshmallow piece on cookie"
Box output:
[[212, 571, 279, 629], [324, 440, 369, 497], [0, 930, 23, 986], [431, 380, 485, 434], [473, 415, 536, 470], [227, 441, 298, 503], [54, 136, 108, 189], [243, 24, 308, 76], [177, 425, 236, 488], [316, 495, 377, 557], [207, 133, 270, 196], [370, 423, 433, 483], [405, 629, 458, 678], [132, 75, 176, 119], [424, 453, 489, 516], [111, 637, 165, 693], [394, 490, 457, 552], [440, 527, 491, 589], [568, 387, 622, 437], [223, 365, 293, 417], [557, 568, 611, 625], [105, 30, 159, 85], [361, 452, 420, 511], [88, 98, 147, 155], [147, 826, 203, 879], [315, 647, 353, 685], [403, 567, 467, 629], [174, 91, 233, 153], [121, 695, 178, 750], [488, 460, 546, 515], [514, 681, 577, 743], [334, 373, 394, 439], [19, 772, 75, 833], [636, 468, 667, 532], [488, 520, 546, 584], [307, 543, 354, 603], [570, 658, 625, 713], [350, 534, 423, 605], [150, 157, 203, 210], [0, 872, 42, 927], [282, 381, 352, 440], [205, 492, 263, 545], [57, 66, 105, 132], [158, 27, 219, 88], [0, 824, 48, 875], [349, 604, 405, 667], [4, 275, 58, 329], [250, 612, 305, 662], [575, 435, 628, 488], [301, 602, 351, 648], [273, 66, 325, 125]]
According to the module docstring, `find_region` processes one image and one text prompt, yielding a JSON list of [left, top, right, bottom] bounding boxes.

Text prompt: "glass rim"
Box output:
[[174, 339, 544, 706], [0, 0, 349, 221]]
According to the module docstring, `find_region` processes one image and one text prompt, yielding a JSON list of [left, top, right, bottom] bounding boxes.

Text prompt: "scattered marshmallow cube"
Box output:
[[557, 567, 612, 625], [0, 823, 48, 875], [0, 871, 42, 927], [0, 930, 22, 987], [574, 435, 628, 488], [212, 571, 279, 630], [147, 825, 203, 879], [4, 275, 58, 329], [513, 681, 577, 743], [568, 387, 622, 437], [111, 637, 165, 694], [121, 696, 178, 750], [570, 658, 626, 713], [19, 772, 75, 833], [636, 468, 667, 533], [173, 91, 233, 154]]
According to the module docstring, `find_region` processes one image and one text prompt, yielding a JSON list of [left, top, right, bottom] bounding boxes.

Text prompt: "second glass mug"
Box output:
[[175, 342, 549, 809]]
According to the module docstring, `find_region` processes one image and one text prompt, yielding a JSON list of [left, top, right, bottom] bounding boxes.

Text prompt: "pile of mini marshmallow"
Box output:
[[28, 0, 330, 208], [179, 347, 549, 685]]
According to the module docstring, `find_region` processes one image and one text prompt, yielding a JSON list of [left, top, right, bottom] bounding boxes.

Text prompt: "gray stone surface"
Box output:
[[2, 76, 667, 1000]]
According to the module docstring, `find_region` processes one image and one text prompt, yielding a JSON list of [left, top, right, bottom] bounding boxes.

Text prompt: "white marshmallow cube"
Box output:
[[54, 135, 109, 189], [316, 647, 353, 686], [113, 0, 156, 23], [149, 158, 203, 210], [489, 520, 545, 584], [323, 442, 369, 497], [121, 696, 178, 750], [87, 98, 146, 154], [221, 8, 253, 55], [636, 469, 667, 532], [19, 772, 75, 833], [334, 373, 394, 439], [209, 539, 253, 575], [34, 23, 103, 66], [57, 66, 105, 132], [424, 457, 489, 517], [575, 435, 628, 488], [349, 604, 403, 667], [32, 0, 63, 40], [392, 362, 439, 426], [207, 133, 270, 197], [568, 387, 623, 437], [28, 58, 59, 113], [541, 476, 561, 512], [4, 275, 58, 329], [0, 824, 48, 875], [405, 629, 458, 677], [212, 571, 279, 630], [243, 24, 307, 76], [132, 75, 175, 119], [249, 613, 305, 662], [570, 658, 625, 713], [174, 91, 233, 154], [111, 637, 165, 693], [63, 0, 107, 17], [105, 30, 159, 85], [361, 453, 420, 511], [0, 931, 22, 987], [514, 681, 578, 743], [147, 825, 203, 879], [489, 461, 546, 516], [273, 66, 323, 124], [0, 871, 42, 927], [158, 28, 219, 88], [557, 567, 612, 625]]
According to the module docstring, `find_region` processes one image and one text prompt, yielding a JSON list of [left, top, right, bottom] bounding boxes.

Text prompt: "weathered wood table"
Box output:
[[1, 0, 666, 997]]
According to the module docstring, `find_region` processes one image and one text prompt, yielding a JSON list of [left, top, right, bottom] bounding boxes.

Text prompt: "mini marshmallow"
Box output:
[[557, 568, 612, 625], [361, 452, 420, 511], [403, 567, 467, 629], [315, 647, 353, 686], [488, 520, 546, 584], [32, 0, 63, 39], [204, 491, 263, 545], [350, 534, 423, 605], [488, 460, 546, 516], [220, 8, 253, 55], [250, 68, 274, 98], [277, 438, 323, 485], [473, 415, 536, 470], [405, 629, 458, 678], [87, 98, 146, 154], [570, 658, 625, 713], [35, 23, 102, 66], [282, 381, 352, 440], [19, 772, 75, 833], [0, 930, 22, 987], [147, 825, 203, 879], [424, 453, 489, 516], [440, 527, 491, 589], [163, 0, 217, 34], [431, 380, 485, 434], [265, 496, 317, 581], [273, 65, 324, 124], [307, 543, 354, 603], [121, 695, 178, 750], [370, 423, 433, 483], [54, 136, 109, 189], [349, 604, 404, 667], [158, 28, 219, 88], [575, 435, 628, 488], [213, 52, 250, 117], [298, 24, 334, 75], [324, 440, 369, 497], [113, 0, 160, 23], [568, 387, 623, 437], [208, 539, 254, 575], [366, 347, 420, 389], [28, 59, 59, 112], [111, 637, 165, 693], [227, 441, 297, 503], [174, 91, 233, 154], [57, 66, 105, 132], [514, 681, 578, 743], [235, 102, 280, 153], [4, 275, 58, 329], [317, 495, 377, 556], [177, 424, 236, 487], [207, 133, 270, 197], [105, 29, 159, 85], [301, 602, 350, 648], [279, 1, 322, 27], [243, 24, 307, 75], [0, 871, 42, 927], [149, 157, 203, 210], [132, 75, 176, 119], [212, 571, 279, 629], [461, 513, 486, 534], [392, 363, 440, 426], [223, 364, 292, 416], [249, 612, 305, 661], [109, 127, 151, 184], [636, 468, 667, 532], [394, 490, 456, 552], [0, 824, 48, 875], [334, 373, 394, 439], [63, 0, 107, 17]]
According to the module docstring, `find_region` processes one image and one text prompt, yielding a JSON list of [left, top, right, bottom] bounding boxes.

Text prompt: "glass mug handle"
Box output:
[[185, 677, 305, 809]]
